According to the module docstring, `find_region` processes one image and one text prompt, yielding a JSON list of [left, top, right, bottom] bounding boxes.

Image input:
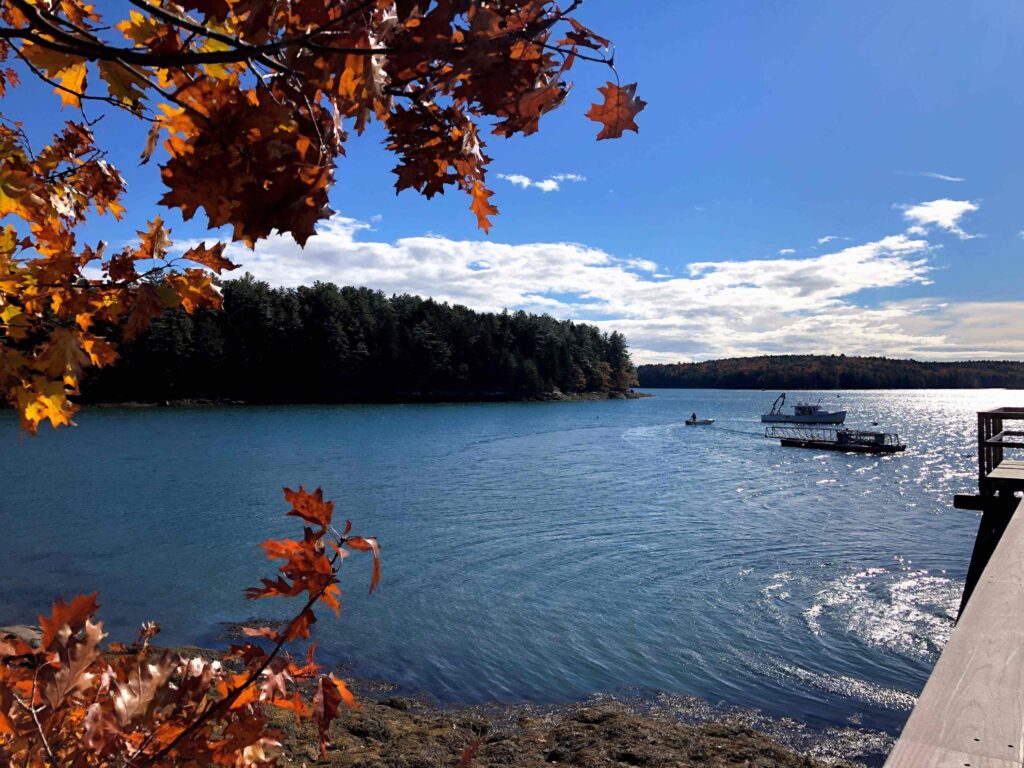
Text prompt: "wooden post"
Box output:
[[956, 495, 1018, 619]]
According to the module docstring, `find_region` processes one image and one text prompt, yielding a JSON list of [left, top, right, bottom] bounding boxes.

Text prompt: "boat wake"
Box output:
[[804, 565, 959, 659], [740, 654, 916, 712]]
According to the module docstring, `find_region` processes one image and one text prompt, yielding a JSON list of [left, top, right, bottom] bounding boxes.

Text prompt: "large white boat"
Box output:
[[760, 393, 846, 424]]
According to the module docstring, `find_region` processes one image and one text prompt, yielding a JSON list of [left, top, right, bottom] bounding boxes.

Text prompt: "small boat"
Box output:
[[686, 418, 715, 426], [761, 393, 846, 424], [765, 426, 905, 454]]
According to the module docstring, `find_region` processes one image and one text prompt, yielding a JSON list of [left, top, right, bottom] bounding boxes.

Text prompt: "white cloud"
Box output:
[[619, 257, 659, 273], [204, 211, 1024, 363], [900, 171, 966, 183], [778, 248, 796, 255], [817, 235, 840, 245], [497, 173, 586, 193], [900, 198, 979, 239]]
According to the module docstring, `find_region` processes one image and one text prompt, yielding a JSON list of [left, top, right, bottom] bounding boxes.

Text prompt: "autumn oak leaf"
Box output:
[[346, 536, 381, 594], [586, 82, 647, 141], [313, 674, 359, 755], [39, 593, 99, 648], [182, 242, 236, 274], [283, 486, 334, 529], [469, 183, 498, 234]]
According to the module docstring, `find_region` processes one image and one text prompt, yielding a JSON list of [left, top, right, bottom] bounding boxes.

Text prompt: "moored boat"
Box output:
[[760, 393, 846, 424], [765, 426, 905, 454]]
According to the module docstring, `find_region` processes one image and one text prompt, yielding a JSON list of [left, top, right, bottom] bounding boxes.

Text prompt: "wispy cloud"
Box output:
[[205, 204, 1023, 363], [817, 235, 840, 245], [899, 171, 966, 183], [496, 173, 586, 193], [900, 198, 979, 239], [778, 248, 796, 255]]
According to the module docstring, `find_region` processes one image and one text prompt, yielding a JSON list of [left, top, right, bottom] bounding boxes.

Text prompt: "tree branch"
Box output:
[[139, 546, 344, 767]]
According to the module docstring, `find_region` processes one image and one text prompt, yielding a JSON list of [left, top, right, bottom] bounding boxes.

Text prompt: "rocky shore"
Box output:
[[0, 630, 874, 768], [268, 691, 860, 768]]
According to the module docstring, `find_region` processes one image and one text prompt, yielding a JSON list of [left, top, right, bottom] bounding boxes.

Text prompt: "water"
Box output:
[[0, 389, 1010, 749]]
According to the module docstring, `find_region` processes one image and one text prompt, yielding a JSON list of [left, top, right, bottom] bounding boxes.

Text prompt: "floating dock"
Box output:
[[886, 407, 1024, 767], [764, 426, 906, 454]]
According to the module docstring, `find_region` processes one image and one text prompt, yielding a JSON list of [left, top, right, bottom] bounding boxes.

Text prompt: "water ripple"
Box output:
[[0, 388, 1007, 748]]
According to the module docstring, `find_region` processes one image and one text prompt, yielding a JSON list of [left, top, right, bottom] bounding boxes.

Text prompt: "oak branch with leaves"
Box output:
[[0, 0, 644, 433], [0, 486, 381, 766], [0, 3, 645, 765]]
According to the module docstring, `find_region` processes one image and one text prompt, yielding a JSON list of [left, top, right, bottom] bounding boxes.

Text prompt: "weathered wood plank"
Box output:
[[885, 498, 1024, 767], [988, 464, 1024, 482], [887, 738, 1022, 768]]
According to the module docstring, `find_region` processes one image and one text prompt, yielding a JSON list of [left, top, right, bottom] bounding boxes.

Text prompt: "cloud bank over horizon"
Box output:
[[210, 199, 1021, 364]]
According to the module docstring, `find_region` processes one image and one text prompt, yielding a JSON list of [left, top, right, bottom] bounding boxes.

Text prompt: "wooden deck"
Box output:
[[988, 459, 1024, 484], [884, 495, 1024, 767]]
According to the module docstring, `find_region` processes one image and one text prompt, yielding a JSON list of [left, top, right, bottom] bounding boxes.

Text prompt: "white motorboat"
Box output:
[[760, 393, 846, 424]]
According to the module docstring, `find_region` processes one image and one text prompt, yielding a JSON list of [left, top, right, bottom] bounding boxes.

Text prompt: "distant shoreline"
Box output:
[[79, 389, 653, 409], [638, 355, 1024, 390]]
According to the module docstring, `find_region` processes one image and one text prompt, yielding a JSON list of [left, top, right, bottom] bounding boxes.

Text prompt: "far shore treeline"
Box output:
[[638, 355, 1024, 389], [80, 276, 639, 404]]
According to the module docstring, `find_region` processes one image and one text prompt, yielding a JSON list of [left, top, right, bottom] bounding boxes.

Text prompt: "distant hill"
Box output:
[[637, 355, 1024, 389]]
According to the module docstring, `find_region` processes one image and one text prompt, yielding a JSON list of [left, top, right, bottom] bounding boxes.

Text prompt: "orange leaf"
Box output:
[[283, 608, 316, 642], [586, 82, 647, 140], [283, 486, 334, 528], [241, 626, 282, 642], [469, 182, 497, 234], [228, 674, 260, 709], [320, 583, 342, 616], [346, 537, 381, 594], [269, 688, 310, 722], [312, 674, 359, 755], [181, 242, 236, 274], [136, 216, 170, 260], [330, 675, 358, 710], [38, 593, 99, 648]]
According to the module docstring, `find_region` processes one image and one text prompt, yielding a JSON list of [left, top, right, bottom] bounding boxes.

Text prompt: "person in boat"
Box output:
[[691, 412, 697, 422]]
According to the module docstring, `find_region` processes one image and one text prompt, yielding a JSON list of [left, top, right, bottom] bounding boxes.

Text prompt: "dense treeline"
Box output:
[[638, 355, 1024, 389], [80, 276, 638, 404]]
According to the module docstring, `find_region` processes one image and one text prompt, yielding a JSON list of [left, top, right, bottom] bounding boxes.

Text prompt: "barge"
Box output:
[[765, 425, 906, 454]]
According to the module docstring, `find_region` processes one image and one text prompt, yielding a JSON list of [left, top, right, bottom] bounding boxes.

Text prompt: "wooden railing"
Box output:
[[978, 407, 1024, 495]]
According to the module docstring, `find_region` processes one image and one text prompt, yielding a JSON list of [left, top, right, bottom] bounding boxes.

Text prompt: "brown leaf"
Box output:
[[346, 536, 381, 594], [586, 82, 647, 140], [469, 183, 497, 234], [38, 593, 99, 648], [312, 674, 359, 755], [283, 486, 334, 529], [181, 242, 236, 274], [457, 737, 483, 768]]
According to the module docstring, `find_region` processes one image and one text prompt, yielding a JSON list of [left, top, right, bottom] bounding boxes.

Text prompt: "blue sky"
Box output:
[[7, 0, 1024, 362]]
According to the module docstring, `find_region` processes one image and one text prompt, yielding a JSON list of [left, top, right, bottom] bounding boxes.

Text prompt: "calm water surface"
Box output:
[[0, 390, 1014, 741]]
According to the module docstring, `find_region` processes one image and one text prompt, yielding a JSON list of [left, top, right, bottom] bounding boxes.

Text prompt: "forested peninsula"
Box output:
[[638, 355, 1024, 389], [80, 276, 640, 405]]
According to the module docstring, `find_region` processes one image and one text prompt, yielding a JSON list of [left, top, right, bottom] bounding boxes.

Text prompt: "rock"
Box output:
[[262, 698, 855, 767], [0, 625, 42, 645]]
